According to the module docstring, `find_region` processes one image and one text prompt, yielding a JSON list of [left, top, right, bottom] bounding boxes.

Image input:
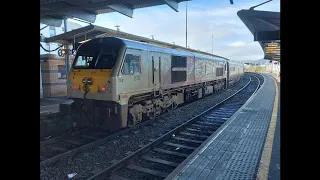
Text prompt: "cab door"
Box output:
[[149, 51, 161, 90], [118, 48, 148, 93]]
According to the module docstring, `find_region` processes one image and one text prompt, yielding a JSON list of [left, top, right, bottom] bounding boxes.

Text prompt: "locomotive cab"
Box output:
[[66, 37, 128, 131], [69, 37, 123, 98]]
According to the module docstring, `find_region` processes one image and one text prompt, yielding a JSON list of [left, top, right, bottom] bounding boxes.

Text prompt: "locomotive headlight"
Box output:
[[87, 78, 93, 85], [82, 78, 87, 85], [101, 87, 106, 92]]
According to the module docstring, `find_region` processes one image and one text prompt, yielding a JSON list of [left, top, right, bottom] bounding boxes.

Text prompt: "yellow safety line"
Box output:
[[256, 75, 279, 180]]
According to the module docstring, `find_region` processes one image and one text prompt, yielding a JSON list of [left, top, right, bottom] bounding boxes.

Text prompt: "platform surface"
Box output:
[[166, 73, 279, 180], [40, 97, 72, 113]]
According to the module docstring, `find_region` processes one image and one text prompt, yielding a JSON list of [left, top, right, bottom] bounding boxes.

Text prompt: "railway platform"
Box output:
[[165, 73, 280, 180], [40, 97, 72, 114]]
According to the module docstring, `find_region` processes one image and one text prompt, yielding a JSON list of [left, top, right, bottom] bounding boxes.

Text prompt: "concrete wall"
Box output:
[[265, 61, 280, 76], [244, 60, 280, 76]]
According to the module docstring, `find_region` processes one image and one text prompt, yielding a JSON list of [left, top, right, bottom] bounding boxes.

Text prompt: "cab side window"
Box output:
[[122, 54, 141, 75]]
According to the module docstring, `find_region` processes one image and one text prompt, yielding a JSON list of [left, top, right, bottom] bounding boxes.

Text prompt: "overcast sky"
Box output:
[[69, 0, 280, 61]]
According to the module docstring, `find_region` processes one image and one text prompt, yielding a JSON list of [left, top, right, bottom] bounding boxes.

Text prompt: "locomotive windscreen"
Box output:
[[72, 37, 123, 69]]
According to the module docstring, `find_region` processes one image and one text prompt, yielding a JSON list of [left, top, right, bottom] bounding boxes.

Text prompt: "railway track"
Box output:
[[40, 127, 87, 146], [40, 75, 250, 170], [40, 128, 111, 167], [40, 106, 198, 168], [40, 123, 165, 168], [86, 73, 262, 180]]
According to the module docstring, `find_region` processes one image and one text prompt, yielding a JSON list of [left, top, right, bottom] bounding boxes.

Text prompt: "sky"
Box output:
[[68, 0, 280, 61]]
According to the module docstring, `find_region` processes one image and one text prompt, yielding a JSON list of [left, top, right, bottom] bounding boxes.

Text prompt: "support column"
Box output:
[[40, 62, 43, 99], [64, 18, 70, 84]]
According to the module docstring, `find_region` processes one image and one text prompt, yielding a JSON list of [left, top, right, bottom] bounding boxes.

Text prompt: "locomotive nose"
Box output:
[[69, 69, 111, 94]]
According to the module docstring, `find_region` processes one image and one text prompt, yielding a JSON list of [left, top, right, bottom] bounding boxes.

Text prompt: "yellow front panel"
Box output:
[[69, 69, 112, 94]]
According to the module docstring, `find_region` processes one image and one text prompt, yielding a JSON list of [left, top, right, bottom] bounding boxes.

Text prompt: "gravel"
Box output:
[[131, 158, 175, 173], [40, 74, 251, 180], [156, 144, 194, 155], [40, 129, 110, 160], [166, 139, 199, 148], [147, 149, 186, 163], [177, 134, 206, 141], [40, 148, 61, 161], [111, 167, 163, 180]]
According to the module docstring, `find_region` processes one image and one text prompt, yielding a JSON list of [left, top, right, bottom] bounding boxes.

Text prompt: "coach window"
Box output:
[[122, 54, 141, 75], [171, 55, 187, 83], [216, 66, 224, 77], [206, 62, 213, 74]]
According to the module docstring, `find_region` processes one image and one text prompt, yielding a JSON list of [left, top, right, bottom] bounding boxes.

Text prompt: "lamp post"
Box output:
[[115, 25, 120, 31], [64, 17, 70, 81], [212, 34, 213, 54], [186, 2, 188, 48]]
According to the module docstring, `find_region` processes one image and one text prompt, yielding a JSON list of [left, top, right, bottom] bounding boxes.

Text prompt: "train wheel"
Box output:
[[127, 113, 135, 127], [146, 111, 155, 120], [167, 102, 177, 112]]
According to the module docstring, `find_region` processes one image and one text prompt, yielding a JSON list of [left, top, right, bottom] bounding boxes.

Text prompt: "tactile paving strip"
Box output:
[[219, 169, 254, 180]]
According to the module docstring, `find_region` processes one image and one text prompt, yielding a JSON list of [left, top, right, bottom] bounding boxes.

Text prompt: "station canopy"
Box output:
[[237, 9, 280, 62], [40, 0, 189, 27]]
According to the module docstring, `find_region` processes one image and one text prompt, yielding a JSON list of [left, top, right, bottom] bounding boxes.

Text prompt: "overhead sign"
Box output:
[[264, 42, 280, 60]]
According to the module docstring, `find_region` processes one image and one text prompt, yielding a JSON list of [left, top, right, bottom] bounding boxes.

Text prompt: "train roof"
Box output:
[[94, 37, 229, 62]]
